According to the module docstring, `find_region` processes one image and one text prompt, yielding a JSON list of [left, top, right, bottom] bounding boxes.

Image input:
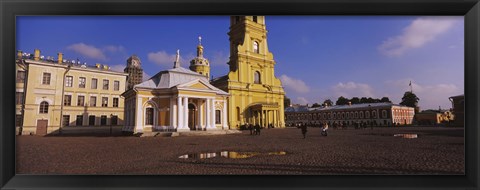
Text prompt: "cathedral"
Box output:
[[122, 16, 285, 133]]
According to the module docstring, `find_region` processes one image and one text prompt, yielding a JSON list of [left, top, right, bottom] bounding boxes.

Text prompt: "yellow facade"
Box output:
[[16, 50, 128, 135], [212, 16, 285, 129]]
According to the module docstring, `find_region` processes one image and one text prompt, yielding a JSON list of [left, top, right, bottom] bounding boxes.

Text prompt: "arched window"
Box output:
[[253, 41, 259, 53], [254, 71, 261, 84], [360, 111, 364, 118], [39, 101, 49, 114], [145, 107, 154, 125], [253, 16, 258, 23]]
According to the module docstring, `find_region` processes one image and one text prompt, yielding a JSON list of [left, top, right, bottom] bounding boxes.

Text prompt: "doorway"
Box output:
[[188, 103, 197, 130], [36, 119, 48, 136]]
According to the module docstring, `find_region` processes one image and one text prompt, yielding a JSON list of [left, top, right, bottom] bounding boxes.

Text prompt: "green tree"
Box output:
[[311, 103, 322, 108], [360, 97, 368, 104], [350, 97, 360, 104], [380, 97, 392, 103], [323, 99, 333, 107], [400, 91, 419, 107], [336, 96, 349, 105]]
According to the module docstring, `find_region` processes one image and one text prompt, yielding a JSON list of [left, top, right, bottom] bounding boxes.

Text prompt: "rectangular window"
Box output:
[[65, 76, 73, 87], [42, 73, 51, 85], [16, 92, 23, 105], [114, 81, 120, 91], [16, 114, 23, 127], [89, 115, 96, 126], [103, 79, 109, 90], [113, 98, 119, 107], [215, 110, 221, 124], [102, 97, 108, 107], [90, 96, 97, 107], [64, 95, 72, 106], [62, 115, 70, 127], [77, 95, 85, 106], [79, 77, 86, 88], [17, 70, 25, 83], [91, 78, 98, 89], [76, 115, 83, 126], [100, 115, 107, 125], [111, 115, 118, 126]]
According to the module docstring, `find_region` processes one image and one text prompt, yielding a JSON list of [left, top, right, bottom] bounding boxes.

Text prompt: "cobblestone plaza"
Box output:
[[16, 127, 464, 175]]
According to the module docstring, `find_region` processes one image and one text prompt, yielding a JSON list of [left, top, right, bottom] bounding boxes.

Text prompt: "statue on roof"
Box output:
[[174, 49, 180, 68]]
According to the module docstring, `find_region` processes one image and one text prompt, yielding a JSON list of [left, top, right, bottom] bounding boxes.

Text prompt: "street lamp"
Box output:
[[58, 63, 72, 135]]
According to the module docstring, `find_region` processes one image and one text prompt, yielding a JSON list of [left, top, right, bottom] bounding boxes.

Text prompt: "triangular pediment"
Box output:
[[188, 81, 211, 90]]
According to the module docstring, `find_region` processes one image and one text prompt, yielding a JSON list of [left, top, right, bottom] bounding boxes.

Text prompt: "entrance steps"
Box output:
[[139, 130, 242, 137]]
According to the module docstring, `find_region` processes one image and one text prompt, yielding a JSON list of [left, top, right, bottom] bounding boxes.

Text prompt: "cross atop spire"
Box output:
[[173, 49, 180, 68], [198, 36, 202, 45]]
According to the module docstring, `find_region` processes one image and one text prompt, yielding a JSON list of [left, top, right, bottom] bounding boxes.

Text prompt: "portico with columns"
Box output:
[[122, 50, 229, 134]]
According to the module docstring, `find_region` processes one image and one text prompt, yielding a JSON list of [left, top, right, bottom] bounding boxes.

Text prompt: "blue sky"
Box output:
[[17, 16, 464, 110]]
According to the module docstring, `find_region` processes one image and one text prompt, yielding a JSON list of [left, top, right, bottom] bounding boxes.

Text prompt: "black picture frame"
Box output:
[[1, 0, 479, 189]]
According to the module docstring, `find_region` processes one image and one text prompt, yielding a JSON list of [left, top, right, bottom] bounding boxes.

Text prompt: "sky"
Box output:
[[16, 16, 464, 110]]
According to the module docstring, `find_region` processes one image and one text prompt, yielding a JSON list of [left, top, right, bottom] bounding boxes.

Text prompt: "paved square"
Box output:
[[16, 127, 464, 175]]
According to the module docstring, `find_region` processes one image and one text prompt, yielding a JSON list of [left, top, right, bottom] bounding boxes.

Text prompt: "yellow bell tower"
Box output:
[[212, 16, 285, 129], [189, 36, 211, 79]]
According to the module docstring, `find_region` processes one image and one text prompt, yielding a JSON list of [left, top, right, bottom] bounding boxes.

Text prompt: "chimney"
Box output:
[[57, 52, 63, 64], [17, 50, 23, 59], [34, 49, 40, 61]]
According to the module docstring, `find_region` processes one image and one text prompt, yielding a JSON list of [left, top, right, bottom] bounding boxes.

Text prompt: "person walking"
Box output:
[[248, 123, 253, 135], [300, 124, 307, 139], [322, 122, 329, 136]]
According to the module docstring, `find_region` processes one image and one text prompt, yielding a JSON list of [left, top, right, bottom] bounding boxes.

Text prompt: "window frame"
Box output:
[[77, 95, 85, 106], [101, 97, 108, 107], [90, 96, 97, 107], [17, 70, 26, 83], [91, 78, 98, 89], [78, 77, 86, 88], [114, 80, 120, 91], [103, 79, 109, 90], [39, 101, 49, 114], [65, 76, 73, 87], [64, 95, 72, 106], [42, 72, 51, 85]]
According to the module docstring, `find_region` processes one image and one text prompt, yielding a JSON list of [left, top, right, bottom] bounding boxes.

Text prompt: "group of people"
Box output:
[[299, 122, 329, 139], [246, 123, 262, 135]]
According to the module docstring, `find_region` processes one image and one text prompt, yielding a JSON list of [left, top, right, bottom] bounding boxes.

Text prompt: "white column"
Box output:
[[183, 97, 189, 129], [177, 96, 183, 129], [211, 98, 216, 129], [206, 99, 211, 128], [170, 97, 175, 129], [197, 100, 202, 130], [223, 100, 228, 129], [135, 96, 143, 132], [199, 100, 204, 130]]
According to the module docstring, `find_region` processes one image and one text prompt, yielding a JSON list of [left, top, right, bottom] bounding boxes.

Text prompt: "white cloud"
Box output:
[[296, 97, 309, 105], [103, 45, 126, 53], [378, 17, 457, 56], [332, 82, 374, 98], [67, 43, 108, 61], [384, 79, 461, 110], [279, 74, 310, 94], [210, 51, 229, 66], [148, 50, 191, 67]]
